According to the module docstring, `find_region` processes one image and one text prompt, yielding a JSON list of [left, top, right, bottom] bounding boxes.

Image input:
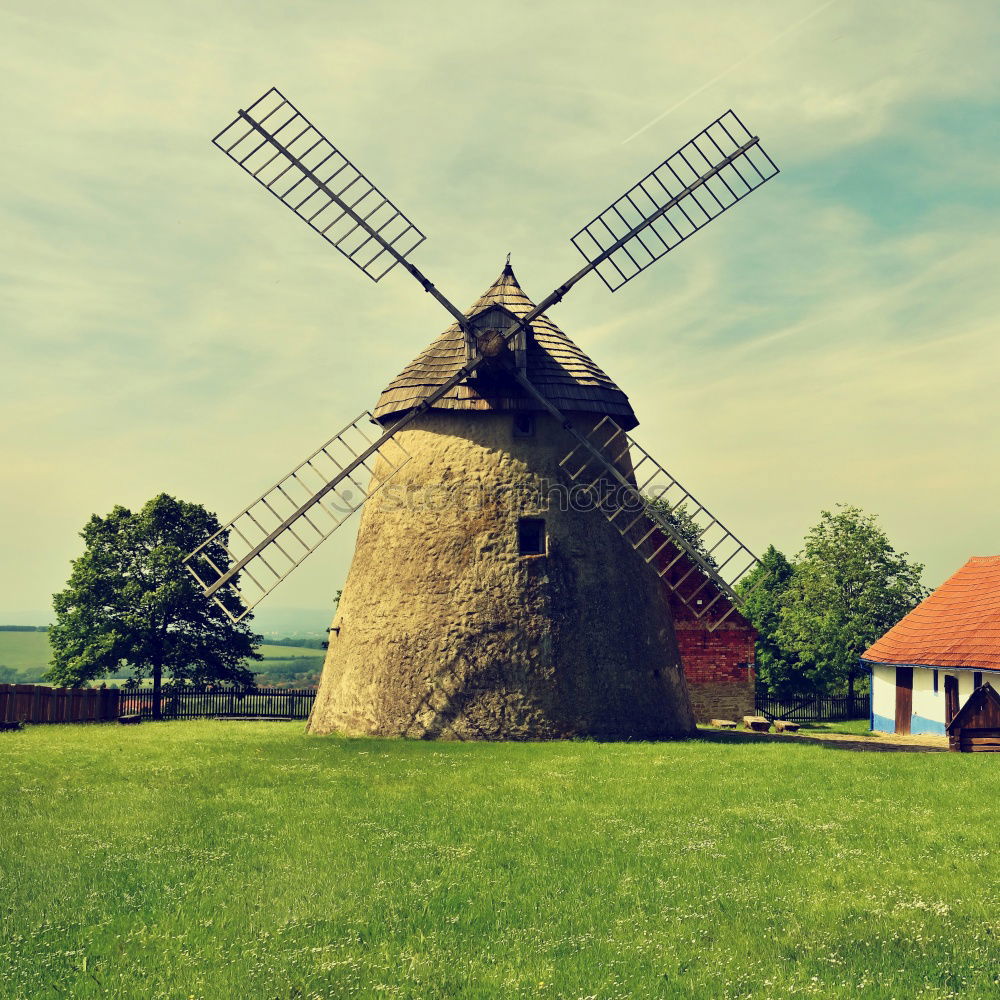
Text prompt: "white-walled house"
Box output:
[[869, 663, 995, 736], [862, 555, 1000, 736]]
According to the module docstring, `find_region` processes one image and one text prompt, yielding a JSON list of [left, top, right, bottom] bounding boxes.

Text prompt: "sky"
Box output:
[[2, 0, 998, 626]]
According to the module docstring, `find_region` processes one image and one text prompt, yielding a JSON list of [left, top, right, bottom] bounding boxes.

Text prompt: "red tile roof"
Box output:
[[863, 555, 1000, 670]]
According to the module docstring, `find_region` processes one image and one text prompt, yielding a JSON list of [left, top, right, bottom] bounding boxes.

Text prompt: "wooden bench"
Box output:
[[710, 718, 737, 729], [774, 720, 800, 733], [743, 715, 772, 733]]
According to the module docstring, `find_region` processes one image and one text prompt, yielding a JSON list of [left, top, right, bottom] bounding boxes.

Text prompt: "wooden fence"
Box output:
[[755, 692, 870, 722], [0, 684, 121, 724], [0, 683, 316, 724], [119, 686, 316, 720]]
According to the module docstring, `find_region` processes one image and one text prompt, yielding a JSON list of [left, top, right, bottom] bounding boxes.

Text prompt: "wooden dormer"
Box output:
[[372, 261, 638, 428], [464, 302, 527, 379]]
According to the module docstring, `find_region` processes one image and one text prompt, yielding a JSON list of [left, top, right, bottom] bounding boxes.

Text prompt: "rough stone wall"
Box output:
[[309, 410, 695, 740], [685, 679, 755, 723], [669, 597, 756, 722]]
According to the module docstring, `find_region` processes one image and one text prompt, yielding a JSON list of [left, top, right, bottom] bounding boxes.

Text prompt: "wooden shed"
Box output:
[[946, 682, 1000, 752]]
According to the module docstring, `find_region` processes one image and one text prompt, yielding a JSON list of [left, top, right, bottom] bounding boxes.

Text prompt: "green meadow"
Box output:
[[1, 721, 997, 1000], [0, 631, 321, 684], [0, 631, 51, 674]]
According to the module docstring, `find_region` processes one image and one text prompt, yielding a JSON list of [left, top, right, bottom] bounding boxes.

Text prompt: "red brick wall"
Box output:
[[643, 537, 758, 722], [668, 594, 757, 723]]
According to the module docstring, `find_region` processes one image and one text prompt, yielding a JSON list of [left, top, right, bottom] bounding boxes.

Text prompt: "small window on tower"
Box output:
[[518, 517, 546, 556], [513, 413, 535, 437]]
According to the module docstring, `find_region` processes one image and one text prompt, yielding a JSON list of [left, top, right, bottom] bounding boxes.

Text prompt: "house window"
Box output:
[[933, 669, 939, 693], [974, 671, 983, 690], [518, 517, 546, 555], [513, 413, 535, 437]]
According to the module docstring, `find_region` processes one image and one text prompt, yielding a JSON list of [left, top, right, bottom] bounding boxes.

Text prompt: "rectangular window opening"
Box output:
[[974, 671, 983, 690], [933, 669, 939, 693], [518, 517, 546, 556], [513, 413, 535, 437]]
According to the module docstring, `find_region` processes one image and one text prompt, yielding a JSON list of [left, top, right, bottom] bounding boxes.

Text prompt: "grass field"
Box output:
[[0, 631, 321, 681], [0, 631, 50, 672], [796, 719, 872, 736], [2, 723, 998, 999]]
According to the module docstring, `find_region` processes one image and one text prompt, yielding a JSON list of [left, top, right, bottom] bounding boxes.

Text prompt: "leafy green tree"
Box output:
[[0, 665, 18, 684], [47, 494, 260, 718], [735, 545, 802, 696], [645, 498, 717, 567], [776, 504, 927, 700]]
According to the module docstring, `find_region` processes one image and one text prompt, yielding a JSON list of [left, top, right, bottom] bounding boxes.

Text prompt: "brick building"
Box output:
[[668, 589, 757, 723]]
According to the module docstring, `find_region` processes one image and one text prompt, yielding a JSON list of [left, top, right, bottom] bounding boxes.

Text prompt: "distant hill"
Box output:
[[0, 630, 50, 675], [0, 605, 333, 635], [249, 607, 332, 638], [0, 630, 324, 686]]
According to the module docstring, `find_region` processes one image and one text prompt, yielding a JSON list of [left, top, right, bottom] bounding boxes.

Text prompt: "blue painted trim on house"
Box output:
[[872, 712, 894, 733], [872, 711, 944, 735], [910, 713, 946, 736]]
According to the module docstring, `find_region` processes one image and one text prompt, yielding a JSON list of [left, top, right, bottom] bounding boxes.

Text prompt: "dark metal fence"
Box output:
[[755, 692, 870, 722], [119, 686, 316, 720]]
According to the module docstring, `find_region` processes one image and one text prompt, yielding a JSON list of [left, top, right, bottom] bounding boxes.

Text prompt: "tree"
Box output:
[[0, 665, 18, 684], [645, 497, 717, 567], [47, 494, 260, 718], [735, 545, 802, 696], [775, 504, 928, 700]]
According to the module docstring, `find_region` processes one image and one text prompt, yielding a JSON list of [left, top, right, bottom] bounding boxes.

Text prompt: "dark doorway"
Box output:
[[944, 674, 960, 726], [894, 666, 913, 735]]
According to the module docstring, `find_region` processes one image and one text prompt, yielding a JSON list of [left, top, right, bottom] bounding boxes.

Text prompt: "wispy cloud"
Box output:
[[621, 0, 840, 144], [1, 0, 999, 614]]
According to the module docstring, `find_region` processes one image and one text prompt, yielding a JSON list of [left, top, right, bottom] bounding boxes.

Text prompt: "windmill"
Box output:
[[185, 87, 779, 739]]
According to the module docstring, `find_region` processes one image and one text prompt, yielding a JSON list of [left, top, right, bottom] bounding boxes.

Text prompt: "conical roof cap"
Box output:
[[372, 263, 638, 429]]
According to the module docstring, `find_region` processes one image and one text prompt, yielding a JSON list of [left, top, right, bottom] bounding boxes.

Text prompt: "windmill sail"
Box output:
[[185, 413, 410, 623], [212, 87, 426, 282], [190, 95, 779, 622], [559, 416, 759, 629], [571, 110, 778, 292]]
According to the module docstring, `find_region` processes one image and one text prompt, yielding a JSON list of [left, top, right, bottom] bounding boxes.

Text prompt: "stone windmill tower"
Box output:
[[313, 263, 689, 739], [185, 87, 779, 740]]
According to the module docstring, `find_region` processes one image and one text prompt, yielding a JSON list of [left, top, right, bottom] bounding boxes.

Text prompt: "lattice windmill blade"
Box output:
[[185, 413, 411, 623], [469, 111, 778, 357], [558, 416, 760, 630], [212, 87, 427, 283], [191, 94, 779, 625], [570, 110, 779, 292]]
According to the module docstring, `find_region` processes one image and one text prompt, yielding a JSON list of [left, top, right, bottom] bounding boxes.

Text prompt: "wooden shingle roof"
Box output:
[[372, 263, 638, 428], [862, 555, 1000, 670]]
